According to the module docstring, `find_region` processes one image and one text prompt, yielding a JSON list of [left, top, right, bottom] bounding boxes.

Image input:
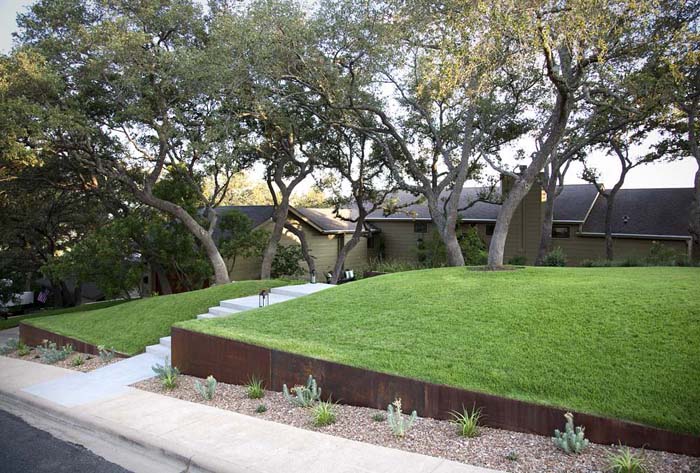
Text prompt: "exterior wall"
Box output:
[[369, 221, 431, 261], [228, 219, 369, 281]]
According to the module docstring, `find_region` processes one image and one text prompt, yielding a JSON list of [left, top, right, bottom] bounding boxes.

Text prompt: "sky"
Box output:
[[2, 0, 697, 190]]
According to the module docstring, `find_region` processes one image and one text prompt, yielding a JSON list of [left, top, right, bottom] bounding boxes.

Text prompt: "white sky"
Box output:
[[2, 0, 697, 190]]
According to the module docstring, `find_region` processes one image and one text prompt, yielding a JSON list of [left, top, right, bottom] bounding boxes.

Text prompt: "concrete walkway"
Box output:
[[0, 327, 19, 345], [0, 357, 504, 473], [146, 283, 334, 359]]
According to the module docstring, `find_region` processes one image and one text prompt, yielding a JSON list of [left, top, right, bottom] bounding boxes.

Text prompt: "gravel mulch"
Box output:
[[134, 375, 700, 473], [3, 347, 118, 372]]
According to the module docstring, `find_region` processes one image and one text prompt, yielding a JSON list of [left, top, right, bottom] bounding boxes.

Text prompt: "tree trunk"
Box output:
[[284, 222, 316, 276], [152, 263, 172, 295], [691, 163, 700, 255], [135, 189, 230, 285], [330, 219, 366, 284], [260, 198, 290, 280], [604, 194, 616, 261], [488, 94, 571, 269], [535, 174, 558, 265], [426, 196, 465, 267]]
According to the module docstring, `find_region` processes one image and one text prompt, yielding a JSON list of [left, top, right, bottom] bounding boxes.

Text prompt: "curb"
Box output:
[[0, 388, 258, 473]]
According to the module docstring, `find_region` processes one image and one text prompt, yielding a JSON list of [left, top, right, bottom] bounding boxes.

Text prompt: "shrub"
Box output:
[[505, 451, 519, 462], [255, 404, 267, 414], [371, 413, 386, 422], [459, 227, 488, 266], [245, 376, 265, 399], [646, 241, 678, 266], [364, 258, 427, 274], [152, 357, 180, 390], [449, 405, 482, 438], [194, 375, 217, 400], [283, 375, 321, 407], [37, 340, 73, 364], [387, 398, 417, 438], [0, 338, 19, 355], [311, 399, 337, 427], [542, 247, 567, 267], [272, 244, 304, 278], [97, 345, 116, 362], [607, 445, 648, 473], [16, 342, 30, 357], [553, 412, 589, 454], [507, 255, 527, 266], [71, 354, 85, 367]]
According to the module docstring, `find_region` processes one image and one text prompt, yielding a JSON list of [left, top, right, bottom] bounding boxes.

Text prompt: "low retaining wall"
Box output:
[[172, 327, 700, 457], [19, 323, 129, 358]]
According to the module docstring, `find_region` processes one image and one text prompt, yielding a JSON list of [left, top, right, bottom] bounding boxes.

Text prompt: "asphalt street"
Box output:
[[0, 408, 133, 473]]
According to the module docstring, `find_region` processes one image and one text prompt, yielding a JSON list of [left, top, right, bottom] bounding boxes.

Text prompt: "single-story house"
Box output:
[[363, 181, 696, 265]]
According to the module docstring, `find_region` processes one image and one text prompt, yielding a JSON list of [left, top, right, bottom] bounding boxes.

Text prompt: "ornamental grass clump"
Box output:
[[194, 375, 217, 401], [387, 398, 417, 438], [283, 375, 321, 407], [450, 405, 482, 438], [311, 398, 337, 427], [607, 445, 649, 473], [152, 357, 180, 390], [71, 354, 85, 366], [553, 412, 589, 454], [245, 376, 265, 399], [0, 338, 19, 355]]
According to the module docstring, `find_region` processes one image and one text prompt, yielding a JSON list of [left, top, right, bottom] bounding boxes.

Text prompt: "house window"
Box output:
[[367, 235, 374, 249], [414, 221, 428, 233], [552, 225, 571, 239], [485, 224, 495, 236]]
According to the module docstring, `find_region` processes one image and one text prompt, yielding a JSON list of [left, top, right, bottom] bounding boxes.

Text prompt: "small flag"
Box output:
[[37, 289, 49, 304]]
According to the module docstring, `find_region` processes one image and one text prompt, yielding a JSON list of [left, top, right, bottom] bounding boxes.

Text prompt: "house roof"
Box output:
[[213, 205, 366, 236], [291, 207, 362, 234], [581, 188, 693, 238], [365, 184, 600, 223], [214, 205, 275, 228]]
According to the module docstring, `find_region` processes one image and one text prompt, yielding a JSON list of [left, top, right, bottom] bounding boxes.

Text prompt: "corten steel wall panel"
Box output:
[[19, 323, 129, 358], [172, 327, 700, 456], [172, 328, 271, 387]]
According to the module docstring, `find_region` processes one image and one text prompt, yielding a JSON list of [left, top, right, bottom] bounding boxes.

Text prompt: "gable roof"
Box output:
[[291, 207, 361, 234], [213, 205, 366, 235], [365, 184, 600, 223], [581, 188, 693, 238]]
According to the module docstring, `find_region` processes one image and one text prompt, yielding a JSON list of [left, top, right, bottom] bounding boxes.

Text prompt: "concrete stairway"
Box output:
[[145, 283, 334, 359]]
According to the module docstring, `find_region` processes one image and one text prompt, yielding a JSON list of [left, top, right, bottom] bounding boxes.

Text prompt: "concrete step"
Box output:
[[271, 283, 334, 298], [145, 344, 171, 359], [220, 293, 296, 311], [196, 313, 221, 320], [208, 306, 240, 317], [159, 336, 171, 348]]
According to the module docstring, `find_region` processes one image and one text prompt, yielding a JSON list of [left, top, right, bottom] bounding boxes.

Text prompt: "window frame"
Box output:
[[551, 225, 571, 239]]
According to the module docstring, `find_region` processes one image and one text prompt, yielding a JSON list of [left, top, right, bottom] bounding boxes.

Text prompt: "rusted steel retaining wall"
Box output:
[[19, 323, 129, 358], [171, 327, 700, 456]]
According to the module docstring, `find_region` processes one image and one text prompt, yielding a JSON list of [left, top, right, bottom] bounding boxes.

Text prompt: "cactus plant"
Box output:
[[553, 412, 589, 454], [282, 375, 321, 407], [387, 398, 417, 437]]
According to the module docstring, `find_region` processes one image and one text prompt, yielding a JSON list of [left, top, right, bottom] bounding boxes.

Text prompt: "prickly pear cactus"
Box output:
[[553, 412, 590, 454]]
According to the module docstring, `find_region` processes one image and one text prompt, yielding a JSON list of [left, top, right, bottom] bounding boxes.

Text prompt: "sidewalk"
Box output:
[[0, 357, 504, 473]]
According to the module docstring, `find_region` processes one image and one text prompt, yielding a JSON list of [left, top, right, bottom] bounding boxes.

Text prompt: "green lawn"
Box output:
[[26, 280, 292, 355], [177, 267, 700, 435], [0, 300, 126, 331]]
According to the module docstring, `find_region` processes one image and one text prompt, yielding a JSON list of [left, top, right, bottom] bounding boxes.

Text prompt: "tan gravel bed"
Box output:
[[133, 375, 700, 473], [3, 347, 118, 372]]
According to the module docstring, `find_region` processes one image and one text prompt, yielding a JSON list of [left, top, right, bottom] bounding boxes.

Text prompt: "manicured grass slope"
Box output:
[[178, 267, 700, 434], [27, 280, 291, 355], [0, 300, 126, 331]]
